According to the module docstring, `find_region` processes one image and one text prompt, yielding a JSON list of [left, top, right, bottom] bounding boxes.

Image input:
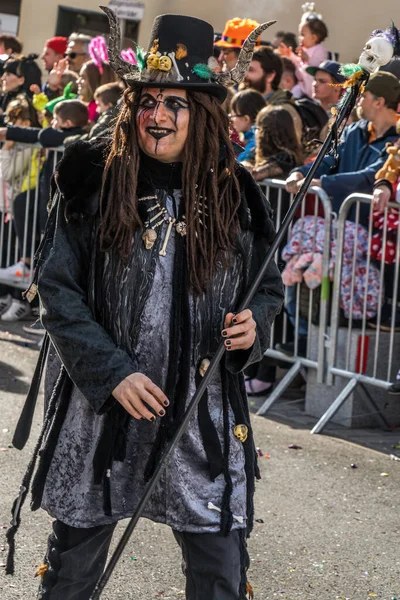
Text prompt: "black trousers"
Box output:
[[38, 520, 245, 600]]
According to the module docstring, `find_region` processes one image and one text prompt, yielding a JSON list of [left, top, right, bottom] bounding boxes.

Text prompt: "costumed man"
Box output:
[[6, 8, 283, 600]]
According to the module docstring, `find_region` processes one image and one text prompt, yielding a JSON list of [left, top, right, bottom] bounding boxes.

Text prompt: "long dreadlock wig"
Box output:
[[100, 87, 242, 295]]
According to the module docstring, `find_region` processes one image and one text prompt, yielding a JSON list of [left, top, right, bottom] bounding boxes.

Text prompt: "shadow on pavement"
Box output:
[[0, 360, 30, 395]]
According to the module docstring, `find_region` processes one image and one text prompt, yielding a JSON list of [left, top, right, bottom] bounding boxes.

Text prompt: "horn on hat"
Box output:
[[214, 20, 277, 86], [100, 6, 141, 82]]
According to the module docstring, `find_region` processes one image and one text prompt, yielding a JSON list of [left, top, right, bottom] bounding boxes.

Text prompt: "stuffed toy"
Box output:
[[376, 140, 400, 183]]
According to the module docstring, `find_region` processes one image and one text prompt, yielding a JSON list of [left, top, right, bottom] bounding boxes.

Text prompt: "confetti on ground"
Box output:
[[130, 557, 137, 561], [256, 448, 263, 457], [288, 444, 303, 450], [351, 463, 358, 468], [380, 473, 389, 477], [390, 454, 400, 461], [264, 454, 271, 459]]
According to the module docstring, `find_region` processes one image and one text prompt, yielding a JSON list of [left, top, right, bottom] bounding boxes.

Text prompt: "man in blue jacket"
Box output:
[[286, 71, 400, 224]]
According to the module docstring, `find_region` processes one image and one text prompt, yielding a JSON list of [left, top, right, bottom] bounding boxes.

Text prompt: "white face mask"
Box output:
[[358, 36, 394, 73]]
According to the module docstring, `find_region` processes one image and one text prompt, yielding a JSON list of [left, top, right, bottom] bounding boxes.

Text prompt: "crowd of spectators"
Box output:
[[0, 4, 399, 396]]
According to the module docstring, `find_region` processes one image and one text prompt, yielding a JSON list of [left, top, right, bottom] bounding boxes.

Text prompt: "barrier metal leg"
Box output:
[[359, 383, 391, 431], [256, 361, 302, 416], [311, 378, 358, 434]]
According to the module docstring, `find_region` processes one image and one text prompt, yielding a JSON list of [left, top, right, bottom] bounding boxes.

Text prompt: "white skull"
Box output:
[[358, 36, 394, 73]]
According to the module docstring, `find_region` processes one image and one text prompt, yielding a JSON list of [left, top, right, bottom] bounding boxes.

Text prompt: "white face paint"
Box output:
[[358, 36, 394, 73]]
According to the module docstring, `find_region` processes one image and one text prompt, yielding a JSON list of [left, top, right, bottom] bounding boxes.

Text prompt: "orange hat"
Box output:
[[215, 17, 261, 49]]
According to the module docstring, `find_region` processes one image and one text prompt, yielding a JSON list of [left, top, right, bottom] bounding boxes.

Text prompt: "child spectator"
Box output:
[[91, 82, 123, 138], [280, 57, 298, 93], [229, 89, 266, 163], [251, 106, 304, 181], [94, 81, 122, 115], [279, 3, 329, 99], [0, 100, 89, 321]]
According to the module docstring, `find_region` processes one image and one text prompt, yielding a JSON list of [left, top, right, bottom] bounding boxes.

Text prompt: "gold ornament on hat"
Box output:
[[147, 54, 160, 70], [149, 39, 160, 54], [159, 55, 173, 72], [234, 424, 248, 443]]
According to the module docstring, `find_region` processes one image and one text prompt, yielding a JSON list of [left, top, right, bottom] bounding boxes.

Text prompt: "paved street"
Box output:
[[1, 321, 400, 600]]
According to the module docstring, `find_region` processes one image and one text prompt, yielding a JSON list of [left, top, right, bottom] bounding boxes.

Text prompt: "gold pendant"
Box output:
[[142, 228, 157, 250], [234, 424, 248, 443]]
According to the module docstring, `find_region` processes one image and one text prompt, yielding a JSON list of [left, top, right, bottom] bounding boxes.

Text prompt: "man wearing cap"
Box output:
[[287, 72, 400, 222], [41, 37, 69, 101], [8, 8, 283, 600], [215, 17, 261, 72], [41, 37, 68, 73], [306, 60, 344, 115]]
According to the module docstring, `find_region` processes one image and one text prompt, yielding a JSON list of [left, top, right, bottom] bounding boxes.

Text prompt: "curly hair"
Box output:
[[255, 106, 303, 166], [100, 88, 241, 294]]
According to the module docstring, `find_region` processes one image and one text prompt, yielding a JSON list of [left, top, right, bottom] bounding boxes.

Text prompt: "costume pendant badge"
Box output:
[[175, 216, 187, 237], [234, 424, 248, 443], [142, 228, 158, 250], [199, 358, 211, 377], [141, 202, 167, 250]]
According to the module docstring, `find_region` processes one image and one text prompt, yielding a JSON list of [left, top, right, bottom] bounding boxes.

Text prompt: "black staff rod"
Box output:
[[90, 74, 367, 600]]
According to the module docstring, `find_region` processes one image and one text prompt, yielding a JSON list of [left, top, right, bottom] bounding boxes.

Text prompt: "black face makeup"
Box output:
[[138, 91, 189, 140], [136, 88, 190, 163]]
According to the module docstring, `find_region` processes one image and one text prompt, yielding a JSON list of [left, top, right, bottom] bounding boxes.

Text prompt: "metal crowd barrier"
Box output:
[[0, 143, 63, 289], [256, 178, 332, 416], [312, 193, 399, 434]]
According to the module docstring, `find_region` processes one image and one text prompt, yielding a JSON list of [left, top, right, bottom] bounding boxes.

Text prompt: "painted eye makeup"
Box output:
[[164, 97, 189, 110], [138, 94, 157, 109]]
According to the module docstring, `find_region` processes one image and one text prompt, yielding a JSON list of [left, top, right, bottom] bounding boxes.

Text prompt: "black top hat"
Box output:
[[139, 14, 226, 102], [101, 6, 276, 103]]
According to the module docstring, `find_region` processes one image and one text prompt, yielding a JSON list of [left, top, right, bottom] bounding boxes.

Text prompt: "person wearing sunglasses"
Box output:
[[64, 32, 92, 73]]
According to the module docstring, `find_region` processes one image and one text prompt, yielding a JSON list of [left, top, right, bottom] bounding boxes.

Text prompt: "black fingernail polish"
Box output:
[[164, 400, 169, 406], [232, 318, 238, 325], [225, 340, 231, 346], [222, 330, 228, 337], [150, 416, 155, 422], [159, 409, 165, 416]]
